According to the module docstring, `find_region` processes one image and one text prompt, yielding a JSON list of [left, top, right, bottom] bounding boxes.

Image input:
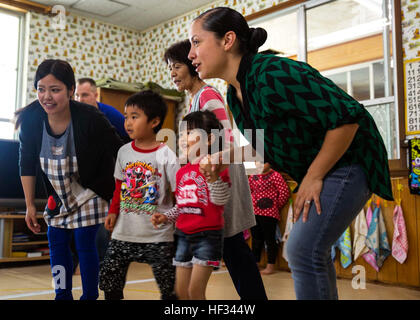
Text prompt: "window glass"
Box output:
[[350, 67, 370, 101], [250, 11, 298, 58], [373, 61, 388, 98], [0, 10, 21, 139], [327, 72, 347, 93], [307, 0, 383, 51]]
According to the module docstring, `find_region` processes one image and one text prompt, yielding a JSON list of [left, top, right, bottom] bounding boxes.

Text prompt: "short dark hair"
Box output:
[[125, 90, 167, 133], [34, 59, 75, 91], [77, 77, 97, 88], [164, 39, 198, 77], [182, 110, 224, 154]]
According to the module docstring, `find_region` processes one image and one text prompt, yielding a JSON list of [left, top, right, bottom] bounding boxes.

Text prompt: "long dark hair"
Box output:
[[14, 59, 75, 129], [194, 7, 267, 55], [164, 39, 198, 77]]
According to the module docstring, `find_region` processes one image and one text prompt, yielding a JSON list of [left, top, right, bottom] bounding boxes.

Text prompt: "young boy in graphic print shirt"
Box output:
[[99, 90, 180, 300]]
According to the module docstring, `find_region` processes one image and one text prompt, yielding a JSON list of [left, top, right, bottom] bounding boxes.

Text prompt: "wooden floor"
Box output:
[[0, 262, 420, 300]]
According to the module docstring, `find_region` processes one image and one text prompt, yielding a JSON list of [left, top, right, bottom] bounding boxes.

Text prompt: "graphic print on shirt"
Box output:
[[120, 161, 162, 215], [177, 170, 208, 216]]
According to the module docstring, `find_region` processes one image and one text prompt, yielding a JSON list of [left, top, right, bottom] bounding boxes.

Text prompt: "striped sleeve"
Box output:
[[199, 86, 233, 144], [164, 205, 179, 223], [207, 176, 231, 206]]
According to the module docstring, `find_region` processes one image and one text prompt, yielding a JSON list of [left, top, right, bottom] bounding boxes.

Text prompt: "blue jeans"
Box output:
[[174, 229, 223, 269], [286, 164, 371, 300], [48, 224, 100, 300]]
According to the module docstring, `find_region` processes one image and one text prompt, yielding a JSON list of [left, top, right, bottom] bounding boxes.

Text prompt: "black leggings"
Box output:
[[99, 239, 176, 300], [250, 215, 279, 264]]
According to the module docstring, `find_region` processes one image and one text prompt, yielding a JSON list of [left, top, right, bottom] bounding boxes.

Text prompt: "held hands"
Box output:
[[105, 213, 117, 232], [25, 205, 41, 234], [293, 174, 323, 223], [151, 213, 168, 229], [199, 153, 229, 182]]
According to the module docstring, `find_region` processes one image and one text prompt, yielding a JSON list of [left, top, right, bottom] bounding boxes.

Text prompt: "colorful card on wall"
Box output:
[[409, 138, 420, 194]]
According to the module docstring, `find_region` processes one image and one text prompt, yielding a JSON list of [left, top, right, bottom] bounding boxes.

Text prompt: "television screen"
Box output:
[[0, 139, 47, 208]]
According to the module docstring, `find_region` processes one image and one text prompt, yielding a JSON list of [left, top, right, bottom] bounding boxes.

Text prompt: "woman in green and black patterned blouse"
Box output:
[[188, 7, 393, 300]]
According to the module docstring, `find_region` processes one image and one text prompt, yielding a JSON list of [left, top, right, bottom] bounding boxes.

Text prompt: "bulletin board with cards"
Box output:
[[405, 58, 420, 135]]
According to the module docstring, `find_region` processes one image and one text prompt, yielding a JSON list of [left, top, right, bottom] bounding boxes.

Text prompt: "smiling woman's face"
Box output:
[[37, 74, 72, 116]]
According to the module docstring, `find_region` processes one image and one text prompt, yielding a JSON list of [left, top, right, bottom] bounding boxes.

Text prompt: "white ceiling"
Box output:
[[31, 0, 216, 31]]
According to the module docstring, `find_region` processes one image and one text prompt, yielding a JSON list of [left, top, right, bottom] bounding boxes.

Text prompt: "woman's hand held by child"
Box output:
[[105, 213, 117, 232], [151, 213, 168, 229], [199, 153, 228, 181]]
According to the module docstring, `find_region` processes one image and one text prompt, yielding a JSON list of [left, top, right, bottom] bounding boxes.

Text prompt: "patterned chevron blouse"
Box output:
[[227, 53, 393, 200]]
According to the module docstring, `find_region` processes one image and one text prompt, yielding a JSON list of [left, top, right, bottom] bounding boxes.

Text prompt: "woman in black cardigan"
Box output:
[[15, 59, 123, 300]]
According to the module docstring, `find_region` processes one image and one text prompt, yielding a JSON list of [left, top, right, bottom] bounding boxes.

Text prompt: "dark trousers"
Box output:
[[250, 215, 279, 264], [48, 224, 100, 300], [71, 223, 110, 273], [99, 239, 177, 300], [223, 232, 267, 300]]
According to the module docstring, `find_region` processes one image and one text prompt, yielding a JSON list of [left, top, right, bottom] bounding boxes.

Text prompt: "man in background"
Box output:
[[75, 77, 129, 142], [73, 78, 129, 274]]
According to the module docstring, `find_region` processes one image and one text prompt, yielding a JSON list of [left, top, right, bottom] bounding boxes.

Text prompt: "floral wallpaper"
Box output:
[[26, 0, 416, 123], [402, 0, 420, 61], [26, 0, 288, 113], [136, 0, 289, 120], [27, 12, 144, 102]]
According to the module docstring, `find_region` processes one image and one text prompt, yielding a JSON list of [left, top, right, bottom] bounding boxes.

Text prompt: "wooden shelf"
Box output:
[[0, 255, 50, 263], [12, 241, 48, 246], [1, 210, 48, 264], [0, 214, 44, 219]]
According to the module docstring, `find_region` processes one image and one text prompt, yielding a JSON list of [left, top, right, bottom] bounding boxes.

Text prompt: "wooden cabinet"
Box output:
[[97, 87, 179, 132], [0, 211, 49, 263]]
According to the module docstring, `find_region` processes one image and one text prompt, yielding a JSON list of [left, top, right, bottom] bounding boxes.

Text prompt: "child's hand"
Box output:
[[105, 213, 117, 232], [151, 213, 168, 229], [199, 153, 228, 181]]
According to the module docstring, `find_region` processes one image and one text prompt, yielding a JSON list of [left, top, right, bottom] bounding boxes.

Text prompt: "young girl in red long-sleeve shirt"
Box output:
[[152, 110, 231, 300]]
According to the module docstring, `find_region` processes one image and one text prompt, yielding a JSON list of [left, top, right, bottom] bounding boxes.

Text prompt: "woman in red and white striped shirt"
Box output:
[[164, 40, 267, 300]]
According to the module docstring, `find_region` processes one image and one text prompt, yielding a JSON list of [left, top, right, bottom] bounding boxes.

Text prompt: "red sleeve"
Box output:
[[272, 171, 290, 209], [219, 167, 231, 187], [109, 179, 122, 216]]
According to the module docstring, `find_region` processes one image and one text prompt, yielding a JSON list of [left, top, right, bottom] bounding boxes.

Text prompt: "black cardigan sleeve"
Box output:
[[18, 101, 44, 177], [71, 102, 124, 201]]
